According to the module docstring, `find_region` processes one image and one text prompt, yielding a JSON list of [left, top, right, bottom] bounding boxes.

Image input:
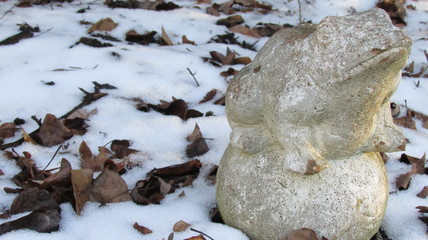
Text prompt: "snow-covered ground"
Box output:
[[0, 0, 427, 239]]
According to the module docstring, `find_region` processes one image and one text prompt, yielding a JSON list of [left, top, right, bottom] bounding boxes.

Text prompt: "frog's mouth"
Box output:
[[345, 43, 411, 81]]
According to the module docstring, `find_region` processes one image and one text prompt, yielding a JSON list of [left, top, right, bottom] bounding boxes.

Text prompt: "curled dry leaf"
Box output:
[[0, 122, 17, 139], [0, 205, 61, 235], [133, 222, 153, 234], [89, 169, 132, 203], [416, 206, 428, 213], [31, 114, 73, 147], [9, 188, 59, 215], [286, 228, 319, 240], [131, 160, 202, 205], [71, 169, 93, 215], [87, 18, 118, 33], [173, 220, 190, 232]]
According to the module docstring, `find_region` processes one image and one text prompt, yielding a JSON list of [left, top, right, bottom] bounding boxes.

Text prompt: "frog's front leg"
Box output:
[[229, 123, 274, 155]]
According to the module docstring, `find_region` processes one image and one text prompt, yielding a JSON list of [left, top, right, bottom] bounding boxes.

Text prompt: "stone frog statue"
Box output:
[[216, 8, 411, 240]]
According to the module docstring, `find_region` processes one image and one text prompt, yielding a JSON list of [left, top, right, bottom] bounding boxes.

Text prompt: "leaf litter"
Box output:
[[0, 0, 427, 239]]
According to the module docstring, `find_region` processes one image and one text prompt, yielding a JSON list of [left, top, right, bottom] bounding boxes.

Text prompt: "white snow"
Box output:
[[0, 0, 427, 239]]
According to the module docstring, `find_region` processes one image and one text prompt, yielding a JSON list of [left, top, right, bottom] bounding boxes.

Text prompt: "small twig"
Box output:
[[190, 228, 214, 240], [297, 0, 302, 24], [34, 27, 53, 38], [0, 2, 17, 21], [31, 115, 43, 127], [187, 68, 200, 87], [34, 144, 62, 179], [414, 80, 420, 88]]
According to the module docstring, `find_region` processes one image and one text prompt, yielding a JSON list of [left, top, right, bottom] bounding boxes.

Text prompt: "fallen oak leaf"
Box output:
[[150, 159, 202, 178], [393, 108, 416, 130], [64, 117, 87, 136], [395, 153, 426, 190], [87, 18, 118, 33], [220, 67, 238, 77], [134, 222, 153, 234], [395, 172, 412, 190]]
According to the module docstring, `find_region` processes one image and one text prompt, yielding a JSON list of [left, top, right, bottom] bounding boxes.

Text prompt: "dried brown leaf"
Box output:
[[42, 158, 72, 187], [79, 141, 93, 169], [214, 96, 225, 106], [206, 5, 220, 16], [234, 56, 252, 65], [31, 114, 73, 147], [216, 15, 244, 28], [151, 159, 202, 177], [220, 68, 238, 77], [182, 35, 196, 45], [416, 206, 428, 213], [71, 169, 93, 215], [0, 123, 17, 139], [186, 139, 209, 158], [229, 25, 261, 38], [110, 139, 138, 159], [199, 89, 217, 104], [417, 186, 428, 198], [396, 171, 412, 190], [173, 220, 190, 232], [87, 18, 118, 33], [286, 228, 318, 240], [393, 109, 416, 130], [134, 222, 153, 234], [161, 26, 173, 46], [376, 0, 406, 26], [187, 124, 202, 142], [9, 188, 58, 215], [89, 169, 132, 203]]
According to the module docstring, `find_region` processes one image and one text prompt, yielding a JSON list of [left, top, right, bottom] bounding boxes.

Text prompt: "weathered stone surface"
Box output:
[[216, 8, 411, 240]]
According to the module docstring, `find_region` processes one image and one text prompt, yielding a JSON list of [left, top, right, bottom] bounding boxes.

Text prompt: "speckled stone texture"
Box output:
[[216, 8, 411, 240]]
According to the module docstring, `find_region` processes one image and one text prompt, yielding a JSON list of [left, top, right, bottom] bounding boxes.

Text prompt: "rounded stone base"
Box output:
[[216, 145, 388, 240]]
